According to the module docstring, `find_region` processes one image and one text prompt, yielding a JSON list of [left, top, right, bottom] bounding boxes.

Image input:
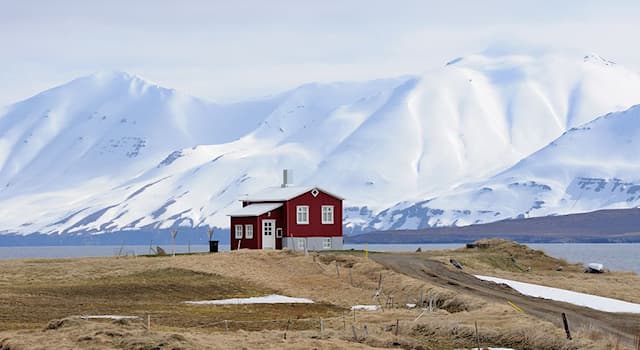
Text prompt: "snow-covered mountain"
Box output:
[[362, 105, 640, 231], [1, 51, 640, 236]]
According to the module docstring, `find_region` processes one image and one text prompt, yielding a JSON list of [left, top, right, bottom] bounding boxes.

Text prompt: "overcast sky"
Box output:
[[1, 0, 640, 107]]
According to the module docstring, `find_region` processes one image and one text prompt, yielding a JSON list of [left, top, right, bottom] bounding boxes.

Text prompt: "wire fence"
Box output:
[[71, 310, 408, 340]]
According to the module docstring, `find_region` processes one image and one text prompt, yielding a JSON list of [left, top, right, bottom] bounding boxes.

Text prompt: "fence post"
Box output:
[[562, 313, 572, 340], [147, 314, 150, 331], [336, 263, 340, 277], [349, 267, 353, 286], [474, 321, 481, 349], [352, 324, 358, 340], [284, 318, 291, 339], [343, 311, 346, 331], [320, 318, 324, 334], [395, 319, 399, 336], [224, 320, 228, 332]]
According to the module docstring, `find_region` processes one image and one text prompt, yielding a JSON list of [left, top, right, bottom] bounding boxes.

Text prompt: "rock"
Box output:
[[450, 259, 463, 269]]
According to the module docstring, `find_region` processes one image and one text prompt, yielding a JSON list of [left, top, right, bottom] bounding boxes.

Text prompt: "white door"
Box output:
[[262, 219, 276, 249]]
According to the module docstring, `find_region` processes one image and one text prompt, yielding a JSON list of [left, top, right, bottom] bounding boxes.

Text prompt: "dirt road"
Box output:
[[371, 253, 640, 346]]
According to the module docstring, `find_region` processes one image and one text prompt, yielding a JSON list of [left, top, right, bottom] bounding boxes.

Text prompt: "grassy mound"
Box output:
[[443, 238, 581, 273]]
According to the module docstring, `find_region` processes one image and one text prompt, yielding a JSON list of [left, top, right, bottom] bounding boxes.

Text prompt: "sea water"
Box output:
[[0, 243, 638, 274]]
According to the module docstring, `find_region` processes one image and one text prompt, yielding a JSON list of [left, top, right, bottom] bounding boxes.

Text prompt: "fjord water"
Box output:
[[0, 243, 637, 274]]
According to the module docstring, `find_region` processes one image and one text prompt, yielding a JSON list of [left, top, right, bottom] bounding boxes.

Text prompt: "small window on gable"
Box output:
[[322, 205, 334, 224], [234, 224, 243, 239], [297, 205, 309, 224], [322, 238, 331, 249], [245, 224, 253, 239]]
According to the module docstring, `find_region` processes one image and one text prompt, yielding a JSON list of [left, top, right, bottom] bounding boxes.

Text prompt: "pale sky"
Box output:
[[1, 0, 640, 107]]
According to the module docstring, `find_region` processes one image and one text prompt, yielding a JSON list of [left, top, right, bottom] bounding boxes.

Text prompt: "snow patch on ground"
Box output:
[[476, 275, 640, 313], [184, 294, 313, 305], [350, 305, 379, 311], [79, 315, 139, 320]]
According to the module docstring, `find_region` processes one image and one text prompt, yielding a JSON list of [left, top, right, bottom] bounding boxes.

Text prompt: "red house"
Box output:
[[228, 171, 343, 251]]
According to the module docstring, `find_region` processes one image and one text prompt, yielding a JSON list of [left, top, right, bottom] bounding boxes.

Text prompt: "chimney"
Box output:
[[281, 169, 293, 188]]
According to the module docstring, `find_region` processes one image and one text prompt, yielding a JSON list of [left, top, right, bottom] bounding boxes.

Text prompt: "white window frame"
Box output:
[[234, 224, 243, 239], [296, 205, 309, 224], [322, 238, 332, 249], [297, 238, 305, 250], [276, 228, 283, 238], [321, 205, 334, 224], [245, 224, 253, 239]]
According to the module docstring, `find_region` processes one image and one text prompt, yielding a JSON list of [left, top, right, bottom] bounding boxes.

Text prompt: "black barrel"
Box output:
[[209, 240, 219, 253]]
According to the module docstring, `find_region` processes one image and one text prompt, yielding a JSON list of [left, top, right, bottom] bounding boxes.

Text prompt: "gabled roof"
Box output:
[[228, 203, 283, 217], [243, 185, 344, 202]]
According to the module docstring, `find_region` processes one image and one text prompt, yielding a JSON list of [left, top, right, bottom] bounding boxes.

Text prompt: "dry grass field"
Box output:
[[0, 243, 636, 349]]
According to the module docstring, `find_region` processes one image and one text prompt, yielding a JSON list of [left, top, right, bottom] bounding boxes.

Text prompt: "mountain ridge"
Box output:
[[1, 51, 640, 237]]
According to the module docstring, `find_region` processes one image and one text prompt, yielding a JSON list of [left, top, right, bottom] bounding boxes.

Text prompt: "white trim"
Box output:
[[276, 228, 283, 238], [234, 224, 243, 239], [321, 205, 334, 224], [245, 224, 254, 239], [296, 205, 309, 224], [322, 238, 332, 249]]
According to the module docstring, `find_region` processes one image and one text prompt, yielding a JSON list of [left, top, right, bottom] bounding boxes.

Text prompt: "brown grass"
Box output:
[[0, 257, 342, 331], [0, 247, 635, 349]]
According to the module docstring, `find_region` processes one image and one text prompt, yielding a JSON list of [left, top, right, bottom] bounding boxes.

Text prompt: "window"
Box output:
[[322, 205, 334, 224], [234, 224, 243, 239], [276, 228, 283, 238], [297, 238, 305, 249], [296, 205, 309, 224], [245, 224, 253, 239], [322, 238, 332, 249]]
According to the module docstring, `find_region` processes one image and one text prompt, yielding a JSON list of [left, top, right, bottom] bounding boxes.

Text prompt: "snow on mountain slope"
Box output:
[[366, 105, 640, 231], [1, 51, 640, 236], [0, 74, 412, 234], [0, 71, 280, 197]]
